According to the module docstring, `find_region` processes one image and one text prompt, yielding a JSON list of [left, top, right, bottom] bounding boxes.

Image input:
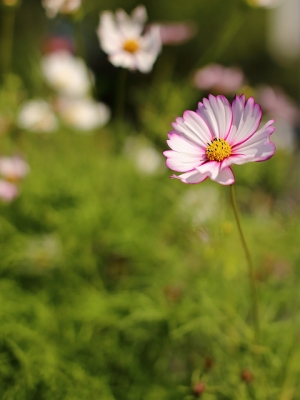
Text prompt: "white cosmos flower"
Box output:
[[41, 51, 91, 97], [57, 97, 110, 131], [42, 0, 82, 18], [124, 137, 163, 174], [97, 5, 161, 73], [17, 99, 58, 133]]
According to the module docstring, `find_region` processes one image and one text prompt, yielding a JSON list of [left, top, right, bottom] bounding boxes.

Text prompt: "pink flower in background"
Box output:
[[97, 5, 161, 73], [194, 64, 245, 95], [164, 94, 276, 185], [152, 21, 197, 46], [0, 180, 18, 202], [0, 156, 29, 182], [256, 85, 299, 125], [42, 0, 82, 18], [42, 36, 74, 55]]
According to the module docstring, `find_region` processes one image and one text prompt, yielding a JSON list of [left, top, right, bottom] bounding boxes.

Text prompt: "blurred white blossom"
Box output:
[[41, 50, 91, 97], [247, 0, 282, 8], [0, 156, 29, 182], [124, 137, 163, 175], [193, 64, 245, 94], [17, 99, 58, 133], [42, 0, 82, 18], [179, 185, 220, 225], [0, 179, 18, 202], [57, 97, 110, 131], [97, 5, 161, 73]]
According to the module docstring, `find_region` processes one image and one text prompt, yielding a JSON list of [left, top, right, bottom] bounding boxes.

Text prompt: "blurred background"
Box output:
[[0, 0, 300, 399]]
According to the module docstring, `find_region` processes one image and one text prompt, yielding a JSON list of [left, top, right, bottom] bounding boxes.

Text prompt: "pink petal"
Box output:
[[231, 119, 276, 163], [171, 169, 209, 184], [166, 133, 204, 155], [197, 161, 220, 180], [164, 150, 204, 172], [213, 166, 235, 185], [226, 95, 262, 145], [172, 111, 212, 149], [197, 94, 232, 139]]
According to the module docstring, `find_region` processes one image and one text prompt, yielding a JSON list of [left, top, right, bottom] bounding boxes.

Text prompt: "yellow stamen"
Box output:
[[206, 137, 232, 162], [123, 39, 139, 53]]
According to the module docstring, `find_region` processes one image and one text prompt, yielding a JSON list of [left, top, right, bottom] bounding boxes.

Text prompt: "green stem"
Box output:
[[230, 184, 260, 343], [115, 68, 127, 121], [74, 17, 96, 98], [0, 4, 17, 76]]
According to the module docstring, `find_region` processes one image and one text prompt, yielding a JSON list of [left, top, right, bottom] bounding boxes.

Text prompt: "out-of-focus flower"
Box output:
[[56, 97, 110, 131], [1, 0, 19, 6], [150, 21, 197, 46], [164, 94, 276, 185], [41, 50, 91, 97], [268, 0, 300, 61], [179, 185, 220, 224], [256, 86, 299, 152], [256, 85, 299, 124], [193, 64, 245, 95], [42, 0, 82, 18], [17, 99, 58, 133], [247, 0, 282, 8], [0, 156, 29, 182], [42, 36, 74, 55], [0, 179, 18, 202], [97, 5, 161, 73], [124, 137, 163, 174]]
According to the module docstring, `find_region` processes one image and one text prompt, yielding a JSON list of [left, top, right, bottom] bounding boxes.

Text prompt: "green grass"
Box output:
[[0, 126, 299, 399]]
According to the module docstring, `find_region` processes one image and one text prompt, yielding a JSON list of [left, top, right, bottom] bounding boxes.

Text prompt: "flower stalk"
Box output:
[[230, 184, 260, 343]]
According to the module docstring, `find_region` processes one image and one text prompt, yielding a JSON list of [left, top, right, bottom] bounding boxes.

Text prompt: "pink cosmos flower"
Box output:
[[256, 85, 299, 125], [0, 180, 18, 202], [0, 156, 29, 182], [164, 94, 276, 186], [194, 64, 245, 95], [97, 5, 161, 73], [151, 21, 197, 46]]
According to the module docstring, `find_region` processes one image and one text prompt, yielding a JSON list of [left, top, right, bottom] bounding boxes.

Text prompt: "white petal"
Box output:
[[165, 150, 204, 172], [172, 111, 212, 149], [109, 51, 136, 69], [171, 169, 209, 184], [231, 119, 276, 163], [214, 167, 235, 185], [166, 133, 204, 155], [197, 161, 221, 180], [98, 11, 123, 54], [226, 95, 262, 145], [197, 94, 232, 139]]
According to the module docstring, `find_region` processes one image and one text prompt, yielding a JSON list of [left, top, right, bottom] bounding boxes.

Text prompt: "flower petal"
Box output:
[[226, 95, 262, 145], [164, 150, 204, 172], [231, 119, 276, 163], [97, 11, 123, 53], [213, 167, 235, 185], [166, 133, 204, 154], [172, 111, 212, 149], [197, 161, 220, 180], [197, 94, 232, 139], [171, 169, 209, 184]]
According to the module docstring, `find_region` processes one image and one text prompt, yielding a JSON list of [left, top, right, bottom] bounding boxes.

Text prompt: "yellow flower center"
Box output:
[[206, 137, 232, 162], [123, 39, 139, 53]]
